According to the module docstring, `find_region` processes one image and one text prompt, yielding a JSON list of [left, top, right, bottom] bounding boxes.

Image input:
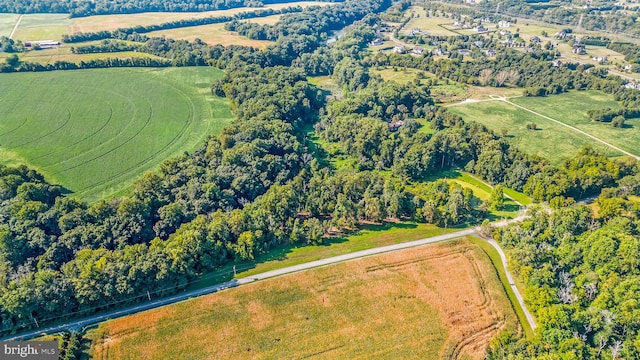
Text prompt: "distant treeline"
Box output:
[[0, 0, 341, 17], [62, 6, 305, 43], [0, 56, 171, 73], [587, 108, 640, 122], [608, 42, 640, 64]]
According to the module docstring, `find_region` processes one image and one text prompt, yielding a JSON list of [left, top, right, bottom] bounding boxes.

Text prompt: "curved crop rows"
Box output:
[[0, 67, 231, 201]]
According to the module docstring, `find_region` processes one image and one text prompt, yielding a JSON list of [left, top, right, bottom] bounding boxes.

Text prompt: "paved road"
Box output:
[[483, 236, 537, 330], [9, 15, 22, 39], [1, 217, 533, 341]]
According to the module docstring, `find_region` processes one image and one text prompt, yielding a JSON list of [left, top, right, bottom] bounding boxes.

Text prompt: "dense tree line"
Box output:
[[490, 197, 640, 358], [0, 56, 171, 73], [0, 64, 324, 333], [0, 0, 340, 17], [61, 6, 304, 43]]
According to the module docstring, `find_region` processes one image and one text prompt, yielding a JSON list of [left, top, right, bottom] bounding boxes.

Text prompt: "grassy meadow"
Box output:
[[185, 221, 460, 291], [510, 90, 640, 157], [0, 13, 19, 37], [89, 238, 519, 360], [10, 13, 71, 41], [402, 6, 460, 37], [448, 97, 620, 163], [0, 67, 232, 201]]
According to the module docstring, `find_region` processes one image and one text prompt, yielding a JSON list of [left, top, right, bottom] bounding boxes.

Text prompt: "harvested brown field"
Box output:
[[89, 238, 518, 360], [69, 2, 334, 34]]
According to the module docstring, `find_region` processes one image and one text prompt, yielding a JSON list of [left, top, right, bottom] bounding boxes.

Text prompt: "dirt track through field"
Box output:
[[9, 14, 22, 39], [503, 98, 640, 159]]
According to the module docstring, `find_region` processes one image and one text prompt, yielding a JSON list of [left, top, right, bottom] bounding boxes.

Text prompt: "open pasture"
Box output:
[[0, 67, 232, 201], [0, 13, 20, 37], [10, 13, 71, 41], [510, 90, 640, 157], [448, 98, 619, 163], [401, 6, 460, 37], [89, 239, 518, 360]]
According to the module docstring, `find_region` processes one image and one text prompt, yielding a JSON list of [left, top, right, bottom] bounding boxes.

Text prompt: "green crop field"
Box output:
[[11, 14, 71, 41], [510, 91, 640, 157], [88, 238, 518, 360], [448, 98, 619, 163], [0, 67, 232, 201], [0, 14, 20, 37]]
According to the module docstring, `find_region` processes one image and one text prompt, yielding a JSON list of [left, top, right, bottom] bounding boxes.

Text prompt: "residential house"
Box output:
[[592, 56, 609, 64], [458, 49, 472, 56], [393, 45, 406, 54], [572, 46, 586, 55], [499, 29, 512, 36], [485, 49, 497, 57], [474, 25, 488, 33], [498, 20, 511, 28], [530, 36, 541, 43], [412, 47, 424, 55], [552, 59, 563, 67]]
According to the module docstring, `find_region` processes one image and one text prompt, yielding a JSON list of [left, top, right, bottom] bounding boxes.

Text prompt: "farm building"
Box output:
[[24, 40, 60, 49], [458, 49, 472, 56], [552, 59, 563, 67]]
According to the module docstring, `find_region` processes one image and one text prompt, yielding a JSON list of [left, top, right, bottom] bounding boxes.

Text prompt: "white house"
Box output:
[[393, 45, 406, 54], [498, 20, 511, 28]]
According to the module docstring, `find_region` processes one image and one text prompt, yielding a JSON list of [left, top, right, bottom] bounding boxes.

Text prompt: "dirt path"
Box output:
[[9, 14, 23, 39], [502, 98, 640, 160]]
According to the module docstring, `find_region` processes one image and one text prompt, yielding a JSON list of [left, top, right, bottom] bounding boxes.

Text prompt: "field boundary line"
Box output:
[[9, 14, 23, 39], [503, 98, 640, 160]]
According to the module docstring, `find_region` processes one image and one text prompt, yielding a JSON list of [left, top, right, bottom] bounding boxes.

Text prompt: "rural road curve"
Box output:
[[1, 217, 536, 341], [502, 99, 640, 160], [9, 15, 22, 39]]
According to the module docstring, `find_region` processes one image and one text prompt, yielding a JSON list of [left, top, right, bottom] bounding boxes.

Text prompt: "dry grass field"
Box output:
[[89, 238, 518, 360], [144, 22, 271, 48], [69, 2, 333, 34]]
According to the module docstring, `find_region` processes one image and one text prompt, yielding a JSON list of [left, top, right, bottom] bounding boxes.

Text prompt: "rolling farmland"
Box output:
[[89, 239, 519, 360], [0, 67, 232, 201]]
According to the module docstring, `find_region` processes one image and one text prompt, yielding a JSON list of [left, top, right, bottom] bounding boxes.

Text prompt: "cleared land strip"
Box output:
[[503, 99, 640, 160], [1, 217, 536, 341], [8, 14, 22, 39]]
